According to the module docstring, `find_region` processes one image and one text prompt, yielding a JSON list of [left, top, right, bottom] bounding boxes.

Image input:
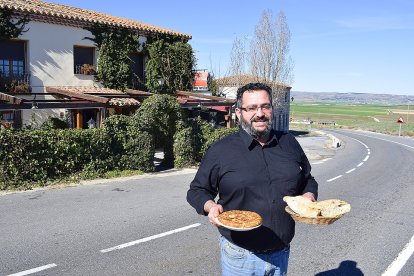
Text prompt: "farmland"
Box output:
[[289, 102, 414, 137]]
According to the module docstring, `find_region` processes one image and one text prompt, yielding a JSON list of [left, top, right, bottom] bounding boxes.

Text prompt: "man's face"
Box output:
[[236, 90, 273, 140]]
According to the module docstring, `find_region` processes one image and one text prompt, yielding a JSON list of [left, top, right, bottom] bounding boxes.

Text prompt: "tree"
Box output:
[[0, 8, 30, 39], [249, 10, 294, 94], [228, 36, 247, 86]]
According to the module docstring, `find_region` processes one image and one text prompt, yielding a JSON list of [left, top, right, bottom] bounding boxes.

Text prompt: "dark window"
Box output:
[[0, 40, 27, 90], [74, 46, 95, 74], [129, 52, 145, 89]]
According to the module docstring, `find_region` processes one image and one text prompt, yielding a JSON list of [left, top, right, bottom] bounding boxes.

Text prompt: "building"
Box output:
[[216, 74, 292, 132], [0, 0, 191, 128]]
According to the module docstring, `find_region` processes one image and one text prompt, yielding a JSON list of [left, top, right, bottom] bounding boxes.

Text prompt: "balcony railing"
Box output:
[[75, 64, 96, 75], [0, 72, 31, 93]]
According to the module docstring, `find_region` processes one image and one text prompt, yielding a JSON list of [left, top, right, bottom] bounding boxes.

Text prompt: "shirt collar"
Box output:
[[239, 127, 279, 150]]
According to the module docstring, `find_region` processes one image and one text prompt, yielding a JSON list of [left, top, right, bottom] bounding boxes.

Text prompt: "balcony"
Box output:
[[75, 64, 96, 75], [0, 72, 31, 93]]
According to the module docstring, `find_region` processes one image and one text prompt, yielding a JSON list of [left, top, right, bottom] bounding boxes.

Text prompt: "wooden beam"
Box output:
[[126, 89, 153, 96], [0, 92, 23, 104], [46, 87, 109, 103], [175, 90, 236, 103]]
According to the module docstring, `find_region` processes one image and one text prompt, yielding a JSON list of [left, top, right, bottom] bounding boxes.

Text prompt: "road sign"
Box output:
[[397, 116, 405, 124]]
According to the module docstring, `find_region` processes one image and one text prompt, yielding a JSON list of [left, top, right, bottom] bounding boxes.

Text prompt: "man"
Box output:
[[187, 83, 318, 276]]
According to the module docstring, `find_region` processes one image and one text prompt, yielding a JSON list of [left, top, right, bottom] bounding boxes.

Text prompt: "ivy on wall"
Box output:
[[85, 24, 138, 91], [0, 8, 30, 39], [145, 38, 196, 94]]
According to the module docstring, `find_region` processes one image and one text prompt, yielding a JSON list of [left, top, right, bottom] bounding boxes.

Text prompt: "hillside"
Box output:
[[291, 91, 414, 105]]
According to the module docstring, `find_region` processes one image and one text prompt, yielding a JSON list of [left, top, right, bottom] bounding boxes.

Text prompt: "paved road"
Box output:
[[1, 130, 413, 275]]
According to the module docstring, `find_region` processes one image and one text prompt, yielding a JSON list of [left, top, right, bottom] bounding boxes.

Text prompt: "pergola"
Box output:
[[1, 88, 236, 128]]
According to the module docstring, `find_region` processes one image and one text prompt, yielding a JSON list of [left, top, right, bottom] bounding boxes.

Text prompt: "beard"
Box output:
[[240, 112, 272, 140]]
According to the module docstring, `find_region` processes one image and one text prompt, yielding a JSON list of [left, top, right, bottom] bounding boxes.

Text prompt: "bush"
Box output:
[[173, 117, 214, 168], [133, 94, 183, 167], [201, 127, 239, 156], [40, 117, 67, 130], [103, 114, 155, 172]]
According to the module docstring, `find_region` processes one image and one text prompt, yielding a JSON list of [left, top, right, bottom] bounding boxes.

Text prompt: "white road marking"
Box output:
[[327, 175, 343, 182], [349, 132, 414, 150], [382, 234, 414, 276], [7, 264, 57, 276], [357, 162, 364, 167], [363, 155, 369, 162], [311, 158, 332, 165], [100, 223, 201, 253], [346, 168, 356, 174]]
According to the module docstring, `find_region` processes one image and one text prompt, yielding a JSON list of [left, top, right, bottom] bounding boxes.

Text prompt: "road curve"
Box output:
[[289, 129, 414, 276]]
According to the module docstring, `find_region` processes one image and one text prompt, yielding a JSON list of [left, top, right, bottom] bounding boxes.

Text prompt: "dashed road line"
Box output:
[[346, 168, 356, 174], [7, 263, 57, 276], [100, 223, 201, 253], [327, 175, 343, 182], [325, 134, 370, 182]]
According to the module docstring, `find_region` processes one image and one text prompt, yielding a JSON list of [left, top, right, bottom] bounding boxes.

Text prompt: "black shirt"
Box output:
[[187, 129, 318, 252]]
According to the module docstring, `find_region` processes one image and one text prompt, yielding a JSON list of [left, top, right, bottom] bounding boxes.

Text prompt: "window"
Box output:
[[74, 46, 95, 74], [129, 52, 145, 89], [0, 40, 27, 89]]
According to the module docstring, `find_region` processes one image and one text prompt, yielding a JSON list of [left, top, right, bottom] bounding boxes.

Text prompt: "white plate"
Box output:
[[214, 217, 262, 231]]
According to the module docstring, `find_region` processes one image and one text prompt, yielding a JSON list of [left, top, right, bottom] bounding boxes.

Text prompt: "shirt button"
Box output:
[[272, 200, 276, 204]]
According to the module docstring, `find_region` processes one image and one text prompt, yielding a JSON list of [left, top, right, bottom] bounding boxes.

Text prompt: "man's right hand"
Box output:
[[204, 200, 223, 226]]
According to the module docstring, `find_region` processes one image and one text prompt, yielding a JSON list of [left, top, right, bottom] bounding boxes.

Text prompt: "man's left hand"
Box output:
[[302, 192, 316, 202]]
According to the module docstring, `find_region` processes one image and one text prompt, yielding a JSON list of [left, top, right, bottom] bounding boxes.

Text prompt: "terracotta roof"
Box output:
[[0, 0, 191, 40], [46, 86, 140, 106], [216, 74, 291, 88]]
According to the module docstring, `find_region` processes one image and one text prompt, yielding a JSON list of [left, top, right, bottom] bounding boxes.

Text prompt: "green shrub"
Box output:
[[173, 117, 214, 168], [133, 94, 183, 167], [201, 127, 239, 156], [40, 117, 67, 130]]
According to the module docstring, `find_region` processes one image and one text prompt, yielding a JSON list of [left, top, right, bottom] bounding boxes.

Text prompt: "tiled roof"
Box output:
[[0, 0, 191, 39], [216, 74, 291, 88], [46, 86, 140, 106]]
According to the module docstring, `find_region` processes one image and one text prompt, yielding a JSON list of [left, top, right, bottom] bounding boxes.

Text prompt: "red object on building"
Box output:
[[193, 70, 209, 91]]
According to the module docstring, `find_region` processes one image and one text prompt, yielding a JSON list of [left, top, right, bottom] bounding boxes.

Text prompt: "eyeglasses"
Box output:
[[239, 104, 272, 113]]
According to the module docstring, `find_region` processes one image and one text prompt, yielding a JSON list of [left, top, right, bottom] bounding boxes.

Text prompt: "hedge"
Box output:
[[0, 94, 237, 190]]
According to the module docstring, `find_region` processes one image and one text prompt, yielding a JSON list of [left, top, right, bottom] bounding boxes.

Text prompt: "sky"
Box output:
[[51, 0, 414, 96]]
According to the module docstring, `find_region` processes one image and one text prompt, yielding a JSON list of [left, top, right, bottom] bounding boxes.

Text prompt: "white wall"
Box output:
[[18, 21, 99, 125], [20, 21, 98, 92]]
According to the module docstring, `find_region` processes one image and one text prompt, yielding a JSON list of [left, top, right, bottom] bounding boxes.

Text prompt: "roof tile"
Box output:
[[0, 0, 191, 39]]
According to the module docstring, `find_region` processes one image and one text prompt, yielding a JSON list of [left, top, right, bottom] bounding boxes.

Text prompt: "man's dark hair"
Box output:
[[236, 83, 272, 108]]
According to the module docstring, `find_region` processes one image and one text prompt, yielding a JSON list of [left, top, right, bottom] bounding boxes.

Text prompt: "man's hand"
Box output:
[[302, 192, 316, 202], [204, 200, 223, 226]]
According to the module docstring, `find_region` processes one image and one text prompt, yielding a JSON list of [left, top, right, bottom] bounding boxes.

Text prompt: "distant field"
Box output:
[[290, 102, 414, 137]]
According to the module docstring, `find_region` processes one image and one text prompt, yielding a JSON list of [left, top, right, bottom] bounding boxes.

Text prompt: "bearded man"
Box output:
[[187, 82, 318, 276]]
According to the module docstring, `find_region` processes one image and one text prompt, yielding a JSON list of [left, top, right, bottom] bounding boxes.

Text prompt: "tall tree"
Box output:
[[249, 10, 294, 94]]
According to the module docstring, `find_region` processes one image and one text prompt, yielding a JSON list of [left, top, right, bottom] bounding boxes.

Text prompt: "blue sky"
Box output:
[[52, 0, 414, 96]]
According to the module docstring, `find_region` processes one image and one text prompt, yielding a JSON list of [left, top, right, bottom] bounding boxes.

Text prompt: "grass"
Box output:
[[290, 102, 414, 137]]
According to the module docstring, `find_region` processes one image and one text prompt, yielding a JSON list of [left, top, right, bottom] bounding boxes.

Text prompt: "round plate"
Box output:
[[214, 217, 262, 231]]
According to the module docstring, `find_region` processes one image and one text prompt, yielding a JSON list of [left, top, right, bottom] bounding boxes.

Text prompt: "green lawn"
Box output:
[[290, 102, 414, 137]]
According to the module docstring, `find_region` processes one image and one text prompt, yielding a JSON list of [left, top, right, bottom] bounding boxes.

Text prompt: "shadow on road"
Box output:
[[314, 260, 364, 276]]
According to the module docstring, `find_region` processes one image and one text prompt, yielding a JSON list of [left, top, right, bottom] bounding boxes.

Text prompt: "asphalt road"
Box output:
[[1, 129, 413, 276]]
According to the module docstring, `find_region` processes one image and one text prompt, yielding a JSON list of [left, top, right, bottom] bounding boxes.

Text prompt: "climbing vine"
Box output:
[[0, 8, 30, 39], [85, 24, 138, 91], [145, 37, 196, 94]]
